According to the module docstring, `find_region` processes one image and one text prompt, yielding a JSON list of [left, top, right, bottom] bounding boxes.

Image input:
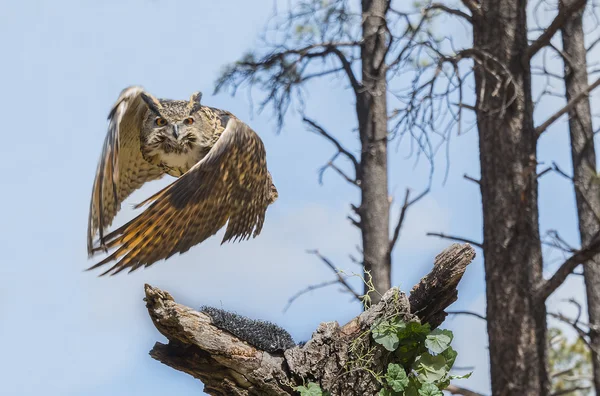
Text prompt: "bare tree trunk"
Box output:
[[357, 0, 391, 303], [473, 1, 548, 394], [561, 1, 600, 392]]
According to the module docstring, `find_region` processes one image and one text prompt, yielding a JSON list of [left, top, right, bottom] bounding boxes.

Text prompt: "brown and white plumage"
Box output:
[[87, 86, 278, 276]]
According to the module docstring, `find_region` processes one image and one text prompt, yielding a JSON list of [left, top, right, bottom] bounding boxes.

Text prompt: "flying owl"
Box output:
[[87, 86, 278, 276]]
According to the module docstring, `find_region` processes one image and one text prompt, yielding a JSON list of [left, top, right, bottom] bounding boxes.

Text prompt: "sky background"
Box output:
[[1, 0, 597, 395]]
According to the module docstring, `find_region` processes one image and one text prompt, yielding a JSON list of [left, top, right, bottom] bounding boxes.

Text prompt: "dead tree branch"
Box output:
[[526, 0, 587, 60], [537, 232, 600, 301], [389, 188, 430, 255], [427, 3, 472, 22], [447, 310, 487, 321], [426, 232, 483, 248], [303, 117, 360, 181], [144, 244, 476, 395], [536, 77, 600, 136], [458, 0, 483, 20], [306, 249, 362, 302]]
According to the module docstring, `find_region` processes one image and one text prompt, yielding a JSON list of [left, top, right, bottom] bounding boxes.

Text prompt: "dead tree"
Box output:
[[145, 244, 475, 395], [559, 0, 600, 393]]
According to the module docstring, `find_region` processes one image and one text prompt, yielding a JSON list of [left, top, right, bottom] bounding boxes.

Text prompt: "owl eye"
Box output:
[[183, 117, 194, 125], [155, 117, 168, 127]]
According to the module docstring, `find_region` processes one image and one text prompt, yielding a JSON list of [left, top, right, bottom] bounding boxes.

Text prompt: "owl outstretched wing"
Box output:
[[87, 117, 277, 276], [88, 86, 165, 255]]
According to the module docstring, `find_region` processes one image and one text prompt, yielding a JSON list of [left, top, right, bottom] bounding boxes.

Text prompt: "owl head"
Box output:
[[140, 91, 205, 155]]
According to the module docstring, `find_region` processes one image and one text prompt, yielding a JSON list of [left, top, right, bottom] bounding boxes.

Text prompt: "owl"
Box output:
[[87, 86, 278, 276]]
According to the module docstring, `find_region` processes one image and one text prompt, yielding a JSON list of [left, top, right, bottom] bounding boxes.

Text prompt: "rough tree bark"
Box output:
[[358, 0, 392, 303], [144, 243, 475, 395], [471, 1, 547, 394], [560, 1, 600, 393]]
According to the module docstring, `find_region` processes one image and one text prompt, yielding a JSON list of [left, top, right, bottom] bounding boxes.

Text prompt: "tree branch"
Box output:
[[426, 232, 483, 248], [427, 3, 472, 23], [537, 232, 600, 301], [389, 188, 430, 255], [144, 244, 476, 395], [447, 310, 487, 321], [329, 46, 361, 94], [303, 117, 360, 176], [458, 0, 483, 20], [283, 280, 344, 313], [526, 0, 587, 60], [536, 77, 600, 136], [306, 249, 362, 302]]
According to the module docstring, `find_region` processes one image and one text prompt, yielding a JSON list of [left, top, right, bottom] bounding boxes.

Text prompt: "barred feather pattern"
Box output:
[[87, 118, 277, 276], [87, 86, 164, 255]]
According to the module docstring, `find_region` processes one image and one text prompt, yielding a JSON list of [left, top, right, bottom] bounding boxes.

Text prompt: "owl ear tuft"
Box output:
[[188, 91, 203, 114], [140, 92, 163, 116]]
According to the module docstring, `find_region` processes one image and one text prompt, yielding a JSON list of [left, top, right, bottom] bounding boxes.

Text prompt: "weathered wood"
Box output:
[[144, 243, 475, 395]]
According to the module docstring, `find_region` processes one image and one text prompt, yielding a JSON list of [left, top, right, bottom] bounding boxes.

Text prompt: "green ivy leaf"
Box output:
[[425, 329, 453, 354], [418, 383, 443, 396], [372, 319, 402, 351], [385, 363, 409, 392], [413, 352, 447, 383], [441, 346, 458, 369], [378, 389, 395, 396], [295, 382, 324, 396]]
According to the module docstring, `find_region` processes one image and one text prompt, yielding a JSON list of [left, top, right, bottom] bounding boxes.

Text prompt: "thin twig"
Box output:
[[427, 3, 472, 22], [426, 232, 483, 248], [463, 174, 481, 184], [283, 280, 344, 313], [303, 117, 359, 174], [389, 188, 430, 254], [447, 310, 487, 321], [307, 249, 362, 302]]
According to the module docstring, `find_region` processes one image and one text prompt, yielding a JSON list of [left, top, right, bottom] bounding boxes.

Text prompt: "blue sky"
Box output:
[[1, 0, 595, 395]]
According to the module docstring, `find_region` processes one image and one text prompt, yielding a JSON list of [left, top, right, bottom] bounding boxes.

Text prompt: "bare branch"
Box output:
[[303, 117, 360, 175], [447, 310, 487, 321], [307, 249, 362, 302], [463, 174, 481, 185], [283, 280, 347, 313], [427, 3, 472, 23], [458, 0, 483, 20], [318, 152, 359, 187], [536, 77, 600, 136], [426, 232, 483, 248], [537, 231, 600, 301], [329, 46, 362, 93], [526, 0, 587, 60], [389, 188, 430, 255]]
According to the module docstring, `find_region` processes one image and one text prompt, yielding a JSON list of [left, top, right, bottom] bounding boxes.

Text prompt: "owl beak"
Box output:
[[172, 125, 179, 139]]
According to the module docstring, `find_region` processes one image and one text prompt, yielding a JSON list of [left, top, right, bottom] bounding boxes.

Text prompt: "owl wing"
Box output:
[[87, 117, 277, 276], [87, 86, 165, 255]]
